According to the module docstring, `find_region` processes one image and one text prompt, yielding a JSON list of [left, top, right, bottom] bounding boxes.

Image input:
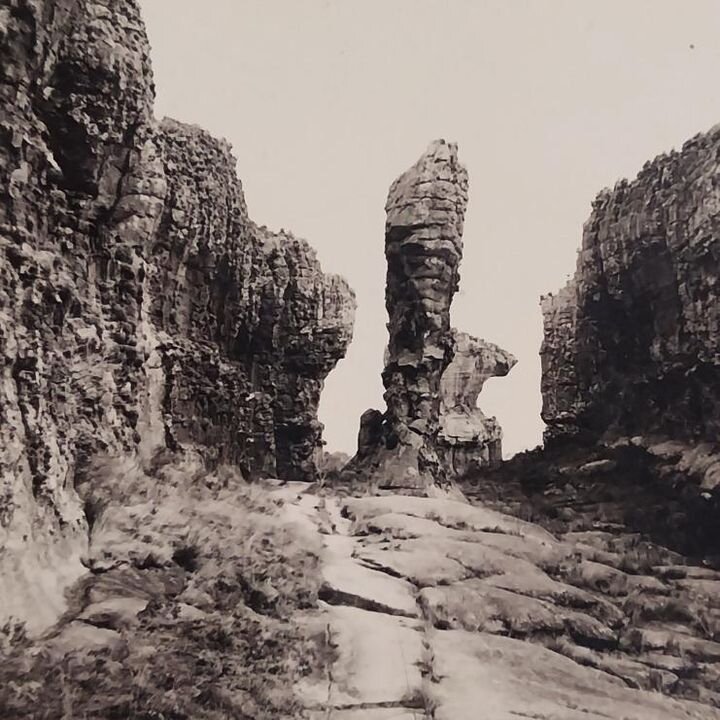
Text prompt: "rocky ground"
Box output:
[[273, 479, 720, 719], [2, 453, 720, 718], [0, 455, 327, 720]]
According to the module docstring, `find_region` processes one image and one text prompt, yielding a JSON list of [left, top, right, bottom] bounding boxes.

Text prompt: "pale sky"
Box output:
[[140, 0, 720, 457]]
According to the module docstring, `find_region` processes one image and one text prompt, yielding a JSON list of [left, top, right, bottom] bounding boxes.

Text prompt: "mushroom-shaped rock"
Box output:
[[438, 330, 517, 475]]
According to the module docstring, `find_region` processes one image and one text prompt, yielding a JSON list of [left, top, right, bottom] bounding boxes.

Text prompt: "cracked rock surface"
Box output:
[[271, 484, 720, 719]]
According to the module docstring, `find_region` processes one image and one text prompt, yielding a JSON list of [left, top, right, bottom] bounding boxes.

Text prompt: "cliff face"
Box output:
[[540, 283, 581, 440], [541, 125, 720, 446], [0, 0, 354, 632], [346, 141, 514, 488], [152, 120, 355, 481]]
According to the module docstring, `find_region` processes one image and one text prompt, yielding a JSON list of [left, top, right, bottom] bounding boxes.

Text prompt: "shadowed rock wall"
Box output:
[[541, 125, 720, 445]]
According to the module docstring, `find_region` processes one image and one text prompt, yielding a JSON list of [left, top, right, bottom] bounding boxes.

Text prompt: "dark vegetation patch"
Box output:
[[463, 441, 720, 564]]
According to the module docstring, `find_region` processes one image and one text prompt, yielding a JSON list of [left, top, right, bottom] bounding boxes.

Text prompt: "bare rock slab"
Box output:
[[428, 630, 720, 720], [299, 604, 425, 710], [346, 495, 557, 543], [76, 596, 148, 630], [309, 710, 421, 720], [321, 562, 418, 619], [356, 541, 470, 587]]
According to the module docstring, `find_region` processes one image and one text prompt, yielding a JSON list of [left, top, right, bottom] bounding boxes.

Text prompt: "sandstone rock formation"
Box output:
[[541, 124, 720, 446], [0, 0, 353, 633], [380, 138, 468, 487], [438, 330, 517, 475], [346, 141, 514, 488], [4, 8, 720, 718], [153, 120, 355, 481]]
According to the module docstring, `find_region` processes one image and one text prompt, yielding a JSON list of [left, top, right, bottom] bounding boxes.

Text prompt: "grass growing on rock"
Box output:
[[0, 451, 325, 720]]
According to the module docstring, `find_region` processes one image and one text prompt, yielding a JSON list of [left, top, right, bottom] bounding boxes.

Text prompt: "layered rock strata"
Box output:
[[0, 0, 354, 632], [346, 141, 514, 488], [541, 125, 720, 445], [438, 330, 517, 475]]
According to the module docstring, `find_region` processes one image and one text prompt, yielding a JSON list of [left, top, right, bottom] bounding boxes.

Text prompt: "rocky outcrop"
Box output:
[[0, 0, 353, 633], [438, 330, 517, 475], [541, 125, 720, 446], [345, 141, 514, 488], [288, 485, 720, 718], [379, 139, 468, 487], [152, 120, 355, 481]]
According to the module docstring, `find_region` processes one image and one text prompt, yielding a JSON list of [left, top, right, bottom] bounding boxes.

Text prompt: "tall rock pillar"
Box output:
[[346, 140, 469, 489]]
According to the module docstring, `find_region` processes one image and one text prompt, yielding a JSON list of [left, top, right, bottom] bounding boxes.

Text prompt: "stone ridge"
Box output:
[[541, 125, 720, 444], [0, 0, 354, 633]]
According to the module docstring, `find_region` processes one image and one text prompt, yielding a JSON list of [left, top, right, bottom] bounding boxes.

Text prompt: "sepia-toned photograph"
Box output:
[[2, 1, 720, 718]]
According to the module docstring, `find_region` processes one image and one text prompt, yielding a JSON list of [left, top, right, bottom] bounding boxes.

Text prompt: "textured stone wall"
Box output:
[[152, 120, 355, 481], [541, 125, 720, 444], [0, 0, 354, 632]]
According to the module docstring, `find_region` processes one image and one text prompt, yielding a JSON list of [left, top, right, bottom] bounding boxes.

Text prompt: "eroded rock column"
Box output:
[[346, 140, 469, 488], [383, 140, 468, 485], [344, 140, 518, 488]]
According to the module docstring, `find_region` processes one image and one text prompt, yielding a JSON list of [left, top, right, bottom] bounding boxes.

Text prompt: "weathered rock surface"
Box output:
[[153, 120, 355, 481], [372, 139, 468, 489], [0, 0, 353, 633], [277, 485, 720, 718], [5, 455, 719, 717], [541, 124, 720, 447], [431, 630, 715, 720], [1, 457, 327, 720], [299, 604, 425, 710], [438, 329, 517, 474], [344, 142, 513, 488]]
